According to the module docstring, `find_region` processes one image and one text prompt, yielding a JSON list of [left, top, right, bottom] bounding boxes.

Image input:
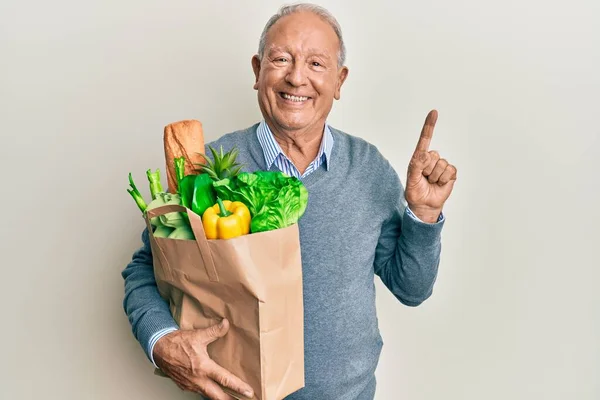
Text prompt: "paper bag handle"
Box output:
[[144, 204, 219, 282]]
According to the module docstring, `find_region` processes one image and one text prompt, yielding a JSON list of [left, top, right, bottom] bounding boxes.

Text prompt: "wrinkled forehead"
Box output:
[[265, 12, 340, 59]]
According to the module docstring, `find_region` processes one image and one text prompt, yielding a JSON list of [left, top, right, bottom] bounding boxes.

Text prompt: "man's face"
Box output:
[[252, 12, 348, 135]]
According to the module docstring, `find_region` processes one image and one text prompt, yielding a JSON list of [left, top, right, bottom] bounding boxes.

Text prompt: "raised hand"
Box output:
[[405, 110, 457, 223], [153, 319, 254, 400]]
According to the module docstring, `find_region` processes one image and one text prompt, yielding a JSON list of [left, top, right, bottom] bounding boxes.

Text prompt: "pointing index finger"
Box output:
[[414, 109, 438, 154]]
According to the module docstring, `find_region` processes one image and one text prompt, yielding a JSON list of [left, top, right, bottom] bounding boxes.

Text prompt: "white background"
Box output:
[[1, 0, 599, 399]]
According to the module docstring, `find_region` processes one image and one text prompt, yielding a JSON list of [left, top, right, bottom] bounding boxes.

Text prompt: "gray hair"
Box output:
[[257, 3, 347, 67]]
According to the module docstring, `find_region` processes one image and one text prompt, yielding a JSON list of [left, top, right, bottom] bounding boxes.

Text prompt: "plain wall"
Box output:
[[1, 0, 599, 399]]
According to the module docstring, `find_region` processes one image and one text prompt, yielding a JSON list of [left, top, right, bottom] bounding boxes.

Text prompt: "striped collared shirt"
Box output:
[[256, 120, 333, 179]]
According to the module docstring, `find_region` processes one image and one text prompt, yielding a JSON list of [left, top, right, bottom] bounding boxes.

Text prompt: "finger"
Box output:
[[422, 150, 440, 176], [197, 378, 236, 400], [205, 360, 254, 399], [414, 109, 438, 155], [437, 165, 457, 185], [427, 158, 449, 184], [199, 319, 230, 345], [407, 151, 431, 181]]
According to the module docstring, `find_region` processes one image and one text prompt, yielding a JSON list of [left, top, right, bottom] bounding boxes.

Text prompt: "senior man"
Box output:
[[122, 3, 457, 400]]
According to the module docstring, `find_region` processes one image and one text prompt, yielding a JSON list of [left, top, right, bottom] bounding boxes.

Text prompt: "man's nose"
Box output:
[[285, 62, 308, 87]]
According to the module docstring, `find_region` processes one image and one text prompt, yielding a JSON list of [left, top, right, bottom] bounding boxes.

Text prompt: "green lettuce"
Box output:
[[212, 171, 308, 233]]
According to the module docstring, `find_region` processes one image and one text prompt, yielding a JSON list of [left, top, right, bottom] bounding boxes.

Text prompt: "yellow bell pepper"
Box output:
[[202, 198, 251, 240]]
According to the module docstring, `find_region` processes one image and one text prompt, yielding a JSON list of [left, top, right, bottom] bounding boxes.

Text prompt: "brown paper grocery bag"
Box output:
[[144, 204, 305, 400]]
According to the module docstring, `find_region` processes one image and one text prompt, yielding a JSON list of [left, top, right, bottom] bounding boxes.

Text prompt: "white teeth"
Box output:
[[282, 93, 308, 102]]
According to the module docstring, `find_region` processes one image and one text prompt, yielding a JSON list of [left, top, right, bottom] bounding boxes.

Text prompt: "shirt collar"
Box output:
[[256, 120, 333, 171]]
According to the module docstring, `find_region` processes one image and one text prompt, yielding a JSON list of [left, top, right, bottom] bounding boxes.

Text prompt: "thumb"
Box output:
[[407, 151, 431, 183], [199, 318, 230, 345]]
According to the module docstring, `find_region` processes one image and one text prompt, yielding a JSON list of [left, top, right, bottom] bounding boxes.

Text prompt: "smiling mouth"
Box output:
[[279, 92, 311, 102]]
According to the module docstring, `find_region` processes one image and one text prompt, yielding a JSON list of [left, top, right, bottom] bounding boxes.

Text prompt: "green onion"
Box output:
[[174, 157, 186, 184], [146, 169, 164, 200], [127, 172, 147, 213]]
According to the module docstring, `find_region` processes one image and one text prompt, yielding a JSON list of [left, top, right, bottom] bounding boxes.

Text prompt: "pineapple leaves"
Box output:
[[194, 145, 244, 181]]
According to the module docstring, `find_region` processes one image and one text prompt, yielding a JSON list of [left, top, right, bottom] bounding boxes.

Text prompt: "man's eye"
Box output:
[[276, 57, 288, 63], [312, 62, 322, 67]]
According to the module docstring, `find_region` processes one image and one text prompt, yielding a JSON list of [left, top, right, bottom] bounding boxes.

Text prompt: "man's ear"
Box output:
[[334, 66, 349, 100], [251, 55, 261, 90]]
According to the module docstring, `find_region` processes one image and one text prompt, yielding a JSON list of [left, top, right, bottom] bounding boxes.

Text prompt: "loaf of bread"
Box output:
[[163, 119, 205, 193]]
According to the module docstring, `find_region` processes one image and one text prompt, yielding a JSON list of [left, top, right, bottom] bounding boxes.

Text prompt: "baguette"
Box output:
[[163, 119, 205, 193]]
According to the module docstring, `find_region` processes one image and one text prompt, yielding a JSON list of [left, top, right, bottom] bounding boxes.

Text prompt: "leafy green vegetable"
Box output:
[[145, 193, 192, 240], [250, 183, 308, 233], [154, 225, 174, 238], [167, 225, 195, 240], [213, 171, 308, 233], [159, 194, 188, 228], [146, 192, 185, 228]]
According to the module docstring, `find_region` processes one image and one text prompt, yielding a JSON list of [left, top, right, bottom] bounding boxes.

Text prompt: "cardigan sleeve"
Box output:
[[373, 161, 445, 306]]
